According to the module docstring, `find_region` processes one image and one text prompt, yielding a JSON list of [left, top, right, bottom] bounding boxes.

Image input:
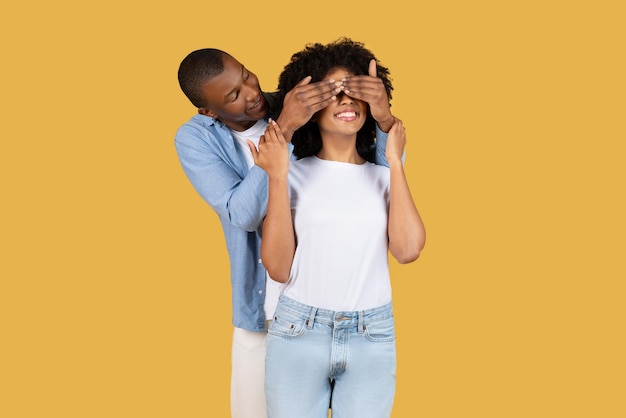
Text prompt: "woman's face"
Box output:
[[315, 67, 367, 137]]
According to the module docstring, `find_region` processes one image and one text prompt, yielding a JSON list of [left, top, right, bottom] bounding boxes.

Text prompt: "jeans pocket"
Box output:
[[268, 309, 307, 338], [364, 315, 396, 342]]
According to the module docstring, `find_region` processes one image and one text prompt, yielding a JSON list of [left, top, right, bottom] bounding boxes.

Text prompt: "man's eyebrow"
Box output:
[[224, 64, 245, 101]]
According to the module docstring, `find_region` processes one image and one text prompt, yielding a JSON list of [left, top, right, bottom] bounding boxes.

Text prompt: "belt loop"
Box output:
[[358, 310, 364, 334], [307, 307, 317, 329]]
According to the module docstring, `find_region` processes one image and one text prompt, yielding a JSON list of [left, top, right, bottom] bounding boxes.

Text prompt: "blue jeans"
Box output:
[[265, 295, 396, 418]]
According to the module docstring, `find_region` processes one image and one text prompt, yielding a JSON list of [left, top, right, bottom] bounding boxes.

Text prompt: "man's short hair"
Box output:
[[178, 48, 228, 108]]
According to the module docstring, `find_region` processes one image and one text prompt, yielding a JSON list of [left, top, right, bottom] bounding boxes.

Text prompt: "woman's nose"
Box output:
[[337, 92, 353, 104]]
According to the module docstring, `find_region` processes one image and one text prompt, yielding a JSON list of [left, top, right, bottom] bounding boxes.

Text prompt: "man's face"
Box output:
[[199, 54, 269, 132]]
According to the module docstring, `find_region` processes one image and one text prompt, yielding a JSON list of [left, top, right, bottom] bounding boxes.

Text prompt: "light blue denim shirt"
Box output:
[[175, 112, 389, 332]]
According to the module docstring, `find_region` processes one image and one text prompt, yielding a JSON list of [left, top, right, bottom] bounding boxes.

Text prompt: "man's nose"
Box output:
[[244, 85, 259, 101]]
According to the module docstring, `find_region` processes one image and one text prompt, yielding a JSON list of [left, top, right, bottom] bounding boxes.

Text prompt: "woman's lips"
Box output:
[[334, 111, 358, 121]]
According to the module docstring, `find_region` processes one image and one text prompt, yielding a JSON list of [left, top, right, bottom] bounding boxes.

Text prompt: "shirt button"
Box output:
[[259, 290, 263, 295], [258, 259, 262, 263]]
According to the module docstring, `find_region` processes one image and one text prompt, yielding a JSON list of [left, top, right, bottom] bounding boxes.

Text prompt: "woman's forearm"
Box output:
[[261, 175, 296, 283], [387, 160, 426, 264]]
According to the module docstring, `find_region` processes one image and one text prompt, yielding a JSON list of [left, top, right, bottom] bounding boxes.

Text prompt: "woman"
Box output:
[[248, 38, 426, 418]]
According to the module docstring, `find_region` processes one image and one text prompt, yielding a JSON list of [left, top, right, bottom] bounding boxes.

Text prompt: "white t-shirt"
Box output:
[[232, 119, 285, 320], [283, 156, 392, 311], [231, 119, 267, 169]]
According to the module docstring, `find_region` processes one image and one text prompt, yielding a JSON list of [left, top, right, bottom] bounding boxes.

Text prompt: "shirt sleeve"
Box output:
[[175, 125, 269, 232], [373, 124, 406, 167], [373, 124, 389, 167]]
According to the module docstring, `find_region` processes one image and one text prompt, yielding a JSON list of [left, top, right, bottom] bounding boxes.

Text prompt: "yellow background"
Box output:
[[1, 0, 624, 417]]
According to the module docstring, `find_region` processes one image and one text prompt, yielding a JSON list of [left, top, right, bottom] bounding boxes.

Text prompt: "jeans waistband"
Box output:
[[276, 295, 393, 331]]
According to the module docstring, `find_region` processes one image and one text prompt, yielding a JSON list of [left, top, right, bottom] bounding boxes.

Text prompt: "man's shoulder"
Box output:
[[175, 114, 230, 144], [177, 113, 216, 131]]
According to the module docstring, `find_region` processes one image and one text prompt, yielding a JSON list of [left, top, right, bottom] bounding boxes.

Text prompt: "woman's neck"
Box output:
[[316, 133, 365, 164]]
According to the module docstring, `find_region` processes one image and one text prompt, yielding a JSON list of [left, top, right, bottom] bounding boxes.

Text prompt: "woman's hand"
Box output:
[[248, 119, 290, 178], [385, 117, 406, 167]]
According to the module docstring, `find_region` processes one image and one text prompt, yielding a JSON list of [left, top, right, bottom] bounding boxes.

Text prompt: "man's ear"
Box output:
[[198, 107, 218, 118]]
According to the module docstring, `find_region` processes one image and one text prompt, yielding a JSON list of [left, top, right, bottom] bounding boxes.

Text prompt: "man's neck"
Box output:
[[222, 119, 260, 132]]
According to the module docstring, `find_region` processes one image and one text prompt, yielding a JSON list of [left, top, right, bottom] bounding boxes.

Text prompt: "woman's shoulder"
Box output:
[[290, 156, 315, 168], [365, 161, 390, 173]]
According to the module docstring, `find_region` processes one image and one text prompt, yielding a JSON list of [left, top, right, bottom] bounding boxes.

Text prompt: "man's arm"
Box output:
[[275, 76, 341, 141], [342, 59, 401, 167], [342, 59, 394, 132], [175, 122, 268, 232]]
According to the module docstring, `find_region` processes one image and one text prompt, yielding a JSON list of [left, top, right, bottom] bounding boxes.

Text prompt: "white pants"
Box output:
[[231, 326, 268, 418]]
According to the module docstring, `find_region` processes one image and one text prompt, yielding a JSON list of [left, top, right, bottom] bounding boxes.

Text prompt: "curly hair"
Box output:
[[276, 38, 393, 161]]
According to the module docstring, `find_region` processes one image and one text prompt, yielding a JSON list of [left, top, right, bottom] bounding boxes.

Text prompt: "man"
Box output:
[[175, 47, 394, 417]]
